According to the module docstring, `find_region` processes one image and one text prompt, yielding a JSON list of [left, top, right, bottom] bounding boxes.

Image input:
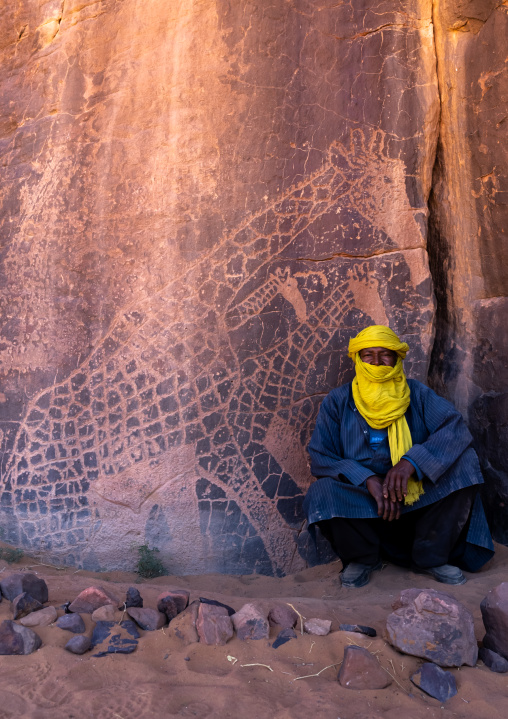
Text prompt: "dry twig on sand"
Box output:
[[286, 602, 305, 635], [240, 663, 273, 672], [294, 662, 342, 681]]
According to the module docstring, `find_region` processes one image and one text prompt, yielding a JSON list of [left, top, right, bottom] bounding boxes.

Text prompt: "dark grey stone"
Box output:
[[65, 635, 91, 655], [0, 573, 48, 604], [339, 623, 376, 637], [91, 620, 140, 656], [56, 613, 86, 633], [411, 663, 457, 702], [272, 627, 297, 649], [199, 598, 235, 616], [479, 646, 508, 673], [124, 587, 143, 608]]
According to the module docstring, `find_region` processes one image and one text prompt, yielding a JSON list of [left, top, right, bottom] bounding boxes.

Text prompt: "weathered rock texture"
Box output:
[[428, 1, 508, 542], [0, 1, 504, 574], [387, 588, 478, 667]]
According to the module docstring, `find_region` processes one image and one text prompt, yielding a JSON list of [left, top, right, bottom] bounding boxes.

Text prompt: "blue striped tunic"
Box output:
[[303, 379, 494, 570]]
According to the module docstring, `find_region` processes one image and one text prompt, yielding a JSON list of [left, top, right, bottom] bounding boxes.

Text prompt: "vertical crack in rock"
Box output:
[[427, 0, 508, 543]]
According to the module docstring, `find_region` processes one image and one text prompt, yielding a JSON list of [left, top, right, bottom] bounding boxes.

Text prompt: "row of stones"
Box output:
[[2, 572, 508, 702]]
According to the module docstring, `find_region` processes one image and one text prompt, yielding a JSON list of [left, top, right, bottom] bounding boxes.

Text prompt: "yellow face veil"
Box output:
[[348, 325, 423, 506]]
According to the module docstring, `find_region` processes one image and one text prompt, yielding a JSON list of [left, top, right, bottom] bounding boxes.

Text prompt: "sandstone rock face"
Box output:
[[428, 1, 508, 542], [9, 0, 507, 577], [387, 588, 477, 667]]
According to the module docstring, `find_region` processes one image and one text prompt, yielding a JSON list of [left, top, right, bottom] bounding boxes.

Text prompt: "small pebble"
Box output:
[[339, 623, 376, 637]]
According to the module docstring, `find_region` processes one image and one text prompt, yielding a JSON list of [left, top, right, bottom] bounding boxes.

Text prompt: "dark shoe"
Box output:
[[413, 564, 466, 585], [341, 561, 382, 588]]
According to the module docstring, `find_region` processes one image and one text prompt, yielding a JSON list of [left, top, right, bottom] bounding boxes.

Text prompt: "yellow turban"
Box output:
[[348, 325, 423, 506], [348, 325, 409, 360]]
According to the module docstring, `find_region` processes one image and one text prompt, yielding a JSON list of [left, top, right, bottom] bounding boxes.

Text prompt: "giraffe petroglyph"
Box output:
[[0, 129, 433, 574]]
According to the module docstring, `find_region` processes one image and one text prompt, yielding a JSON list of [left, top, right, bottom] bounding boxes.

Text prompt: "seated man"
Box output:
[[303, 325, 494, 588]]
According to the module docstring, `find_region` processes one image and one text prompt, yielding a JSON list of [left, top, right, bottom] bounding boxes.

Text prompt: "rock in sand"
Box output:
[[196, 603, 234, 645], [304, 618, 332, 636], [124, 587, 143, 608], [65, 635, 91, 655], [11, 592, 43, 620], [339, 623, 376, 637], [0, 573, 48, 604], [411, 663, 457, 701], [157, 589, 190, 619], [56, 613, 86, 633], [91, 620, 139, 656], [386, 588, 477, 667], [69, 586, 120, 614], [338, 646, 391, 689], [232, 603, 269, 640], [92, 604, 116, 622], [127, 607, 166, 631], [19, 606, 57, 628], [481, 582, 508, 660], [0, 620, 42, 655], [170, 600, 199, 645], [479, 646, 508, 673], [268, 605, 298, 629], [272, 628, 297, 649]]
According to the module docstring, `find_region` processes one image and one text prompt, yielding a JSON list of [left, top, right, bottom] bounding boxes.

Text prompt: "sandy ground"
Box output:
[[0, 544, 506, 719]]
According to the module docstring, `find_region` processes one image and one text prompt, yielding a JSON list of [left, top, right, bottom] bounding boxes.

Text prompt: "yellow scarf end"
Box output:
[[404, 479, 424, 506]]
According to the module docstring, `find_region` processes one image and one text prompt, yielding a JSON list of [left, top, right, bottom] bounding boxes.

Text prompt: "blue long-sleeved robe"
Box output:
[[303, 379, 494, 570]]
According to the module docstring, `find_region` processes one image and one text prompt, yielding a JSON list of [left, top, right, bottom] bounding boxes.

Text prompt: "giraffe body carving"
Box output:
[[0, 131, 434, 575]]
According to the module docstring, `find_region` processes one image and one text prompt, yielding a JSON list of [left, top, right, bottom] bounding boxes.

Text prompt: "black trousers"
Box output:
[[317, 486, 477, 569]]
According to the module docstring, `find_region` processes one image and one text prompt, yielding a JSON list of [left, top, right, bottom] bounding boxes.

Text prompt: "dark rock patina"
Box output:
[[386, 588, 477, 667]]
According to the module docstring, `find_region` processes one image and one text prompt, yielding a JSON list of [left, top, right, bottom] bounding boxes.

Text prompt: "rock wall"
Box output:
[[1, 0, 501, 575], [428, 0, 508, 544]]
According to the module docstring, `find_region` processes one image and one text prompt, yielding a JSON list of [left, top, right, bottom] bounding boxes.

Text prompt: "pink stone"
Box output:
[[19, 606, 57, 627], [338, 646, 391, 690], [92, 604, 116, 622], [69, 586, 120, 614], [268, 605, 298, 629], [170, 600, 199, 645], [304, 618, 332, 636], [232, 603, 269, 641], [127, 607, 166, 631], [196, 603, 233, 646]]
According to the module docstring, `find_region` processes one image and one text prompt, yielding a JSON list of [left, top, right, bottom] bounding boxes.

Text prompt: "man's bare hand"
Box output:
[[383, 459, 414, 503], [366, 476, 401, 521]]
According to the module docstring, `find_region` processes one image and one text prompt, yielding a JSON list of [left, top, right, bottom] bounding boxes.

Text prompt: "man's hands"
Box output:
[[366, 476, 401, 521], [383, 458, 414, 502], [366, 459, 415, 521]]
